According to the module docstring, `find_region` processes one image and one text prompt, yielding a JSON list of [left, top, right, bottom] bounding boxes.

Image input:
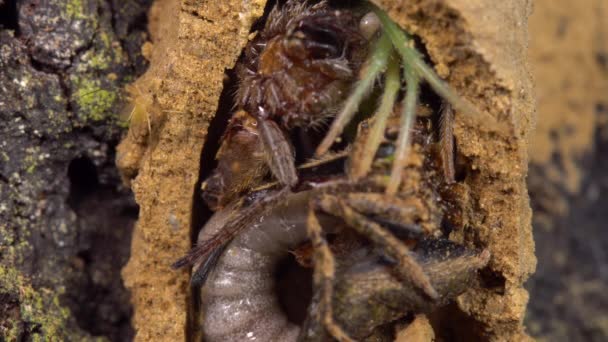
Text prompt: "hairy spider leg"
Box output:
[[439, 103, 456, 183], [306, 207, 356, 342], [314, 194, 439, 300], [257, 117, 298, 187]]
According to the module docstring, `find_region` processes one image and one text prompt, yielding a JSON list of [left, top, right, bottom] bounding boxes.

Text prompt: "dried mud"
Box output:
[[117, 0, 536, 341], [117, 0, 266, 340], [375, 0, 535, 340]]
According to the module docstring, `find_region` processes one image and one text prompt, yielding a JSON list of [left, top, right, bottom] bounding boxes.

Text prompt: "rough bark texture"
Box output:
[[0, 0, 152, 340], [116, 0, 536, 341], [526, 0, 608, 340]]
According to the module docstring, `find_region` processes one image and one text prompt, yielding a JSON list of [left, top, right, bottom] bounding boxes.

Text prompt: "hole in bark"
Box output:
[[67, 156, 99, 207], [453, 153, 470, 182], [187, 2, 281, 338], [63, 184, 137, 341], [0, 0, 18, 32], [64, 153, 137, 341], [76, 250, 93, 265], [191, 69, 238, 245]]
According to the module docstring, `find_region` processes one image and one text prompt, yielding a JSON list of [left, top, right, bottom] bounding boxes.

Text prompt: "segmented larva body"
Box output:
[[200, 191, 315, 341]]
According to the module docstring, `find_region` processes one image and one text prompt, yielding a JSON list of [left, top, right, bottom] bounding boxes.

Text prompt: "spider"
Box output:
[[200, 0, 481, 211], [196, 109, 490, 341], [200, 0, 368, 211], [174, 0, 484, 305]]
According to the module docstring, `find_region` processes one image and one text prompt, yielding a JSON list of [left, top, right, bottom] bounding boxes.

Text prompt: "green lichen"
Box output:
[[1, 217, 32, 267], [23, 148, 40, 174], [71, 76, 118, 122], [79, 31, 126, 72], [87, 51, 111, 70], [0, 266, 71, 341], [99, 32, 111, 49], [65, 0, 86, 20]]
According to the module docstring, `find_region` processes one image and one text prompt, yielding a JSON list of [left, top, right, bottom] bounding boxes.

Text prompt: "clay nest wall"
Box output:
[[116, 0, 536, 340]]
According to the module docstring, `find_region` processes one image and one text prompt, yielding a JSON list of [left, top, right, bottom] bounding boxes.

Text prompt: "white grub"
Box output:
[[200, 191, 317, 342]]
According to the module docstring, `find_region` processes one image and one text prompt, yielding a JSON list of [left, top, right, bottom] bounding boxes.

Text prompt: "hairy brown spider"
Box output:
[[201, 0, 478, 210], [174, 0, 481, 308], [200, 0, 367, 209]]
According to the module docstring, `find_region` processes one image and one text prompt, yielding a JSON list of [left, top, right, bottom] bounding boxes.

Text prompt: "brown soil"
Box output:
[[118, 0, 537, 340]]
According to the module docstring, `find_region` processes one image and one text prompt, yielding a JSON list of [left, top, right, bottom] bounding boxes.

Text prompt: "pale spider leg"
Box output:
[[369, 4, 483, 120], [306, 206, 356, 342], [315, 33, 392, 157], [126, 105, 150, 139], [126, 105, 135, 125], [387, 69, 419, 195], [349, 54, 400, 181], [315, 194, 439, 300]]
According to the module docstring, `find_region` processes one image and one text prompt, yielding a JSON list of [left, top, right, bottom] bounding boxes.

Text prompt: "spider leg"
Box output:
[[342, 192, 426, 239], [315, 194, 439, 300], [315, 32, 392, 157], [304, 205, 356, 342], [348, 54, 400, 181], [387, 69, 419, 195], [369, 4, 482, 120], [310, 58, 353, 79], [257, 118, 298, 187], [439, 102, 456, 183]]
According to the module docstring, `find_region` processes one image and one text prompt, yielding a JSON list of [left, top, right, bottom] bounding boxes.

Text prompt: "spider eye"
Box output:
[[299, 25, 342, 59], [289, 21, 342, 60]]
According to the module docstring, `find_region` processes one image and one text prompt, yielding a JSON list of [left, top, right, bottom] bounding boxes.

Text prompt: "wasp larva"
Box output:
[[200, 190, 489, 341], [199, 191, 314, 341]]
